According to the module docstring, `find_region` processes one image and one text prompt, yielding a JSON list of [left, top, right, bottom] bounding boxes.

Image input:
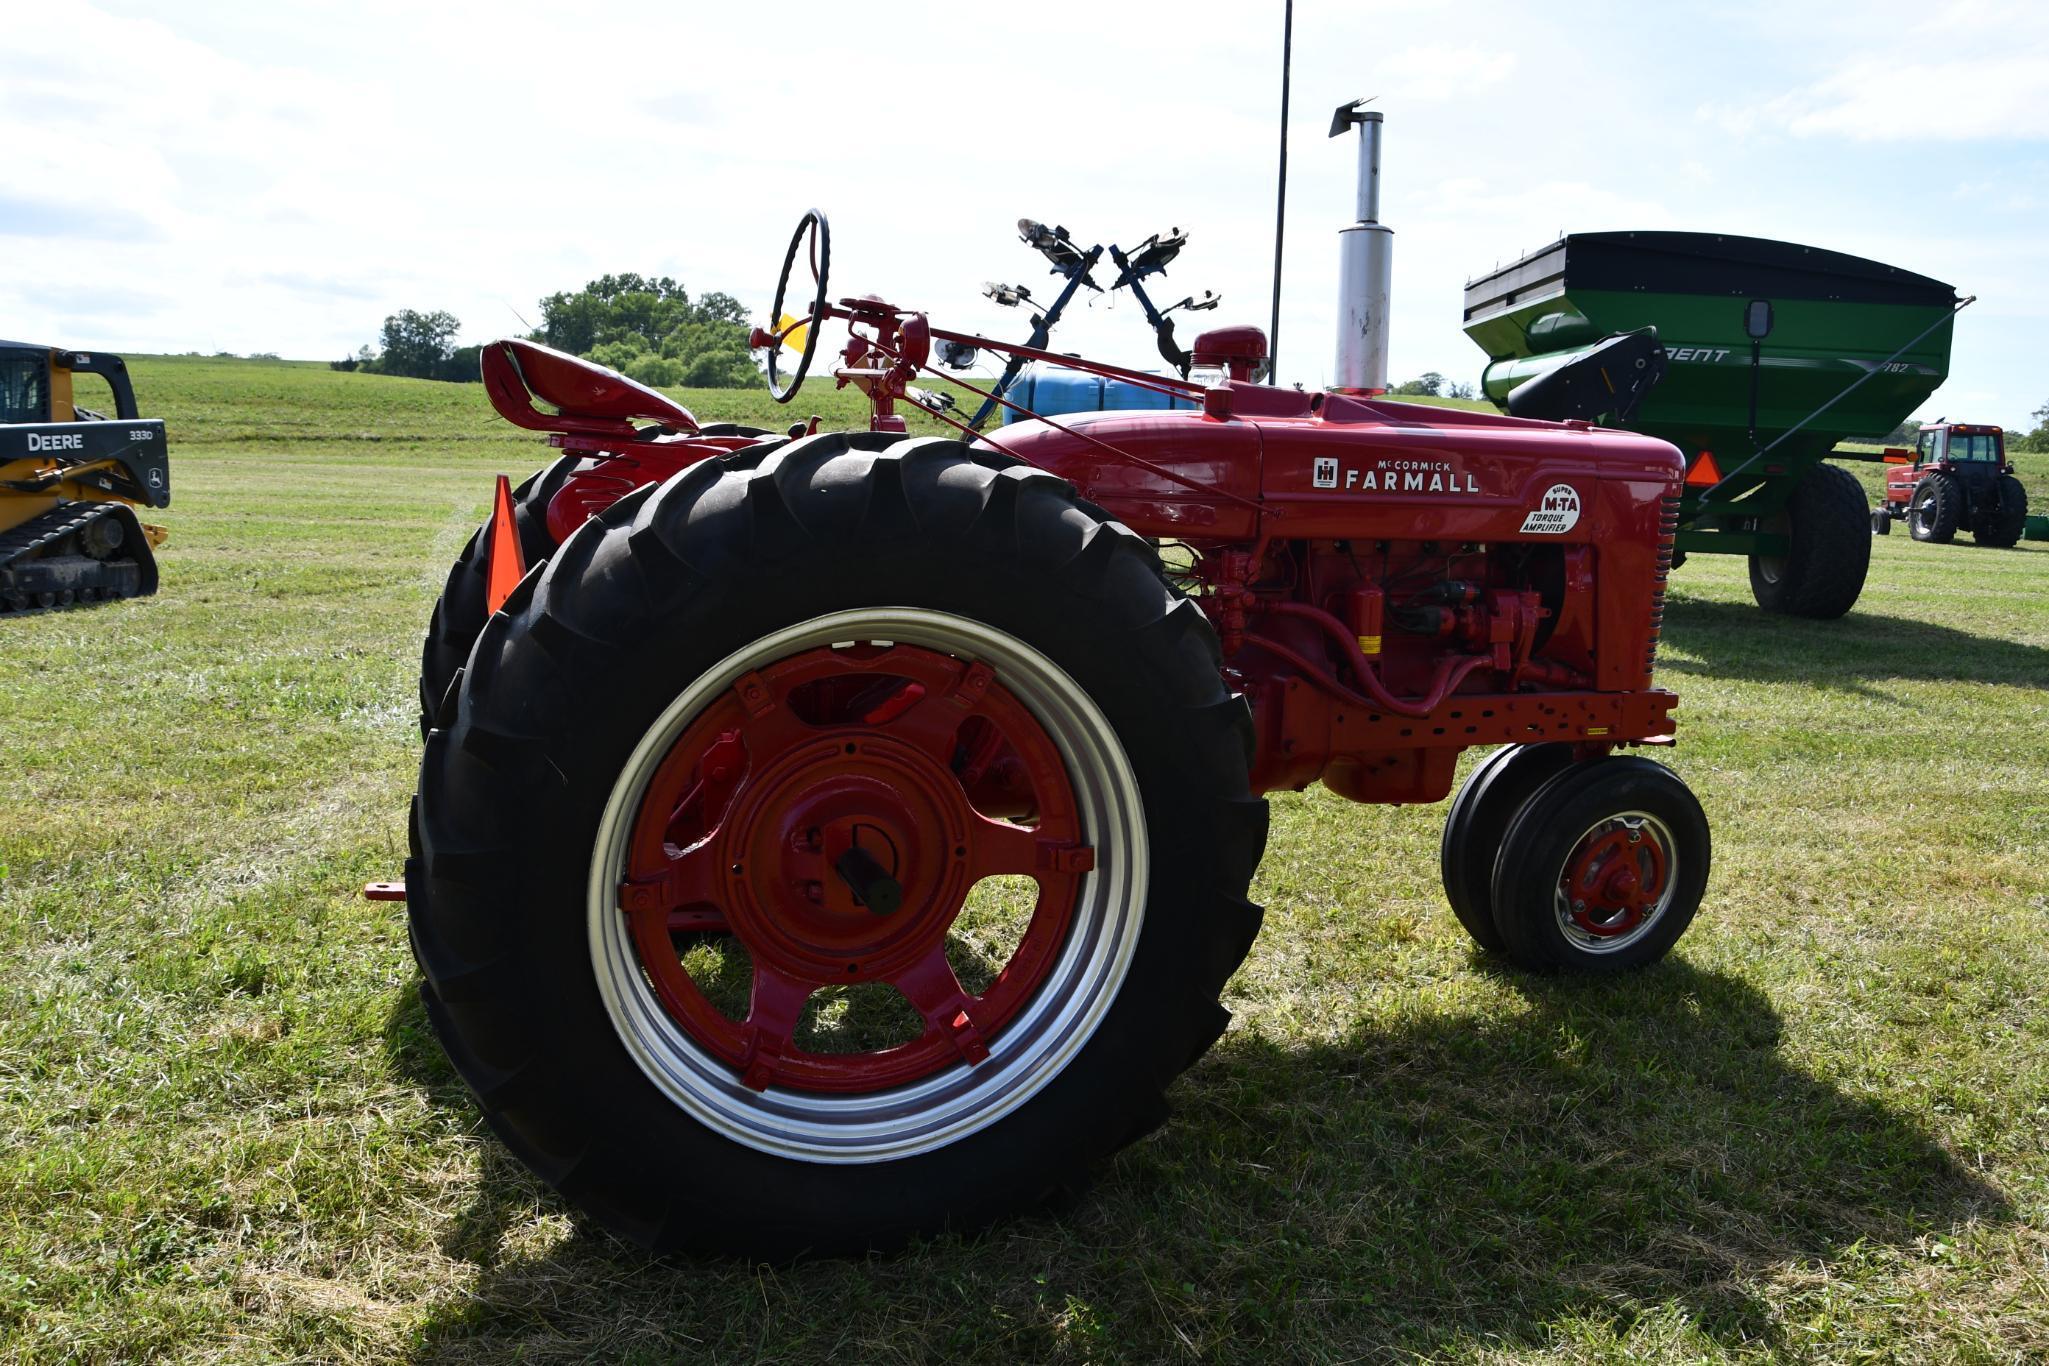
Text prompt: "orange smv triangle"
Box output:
[[1684, 450, 1722, 488], [483, 474, 527, 615]]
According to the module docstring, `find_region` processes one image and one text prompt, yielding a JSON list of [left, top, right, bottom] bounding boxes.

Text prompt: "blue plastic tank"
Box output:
[[1101, 378, 1199, 413], [1001, 365, 1196, 424], [1001, 367, 1102, 425]]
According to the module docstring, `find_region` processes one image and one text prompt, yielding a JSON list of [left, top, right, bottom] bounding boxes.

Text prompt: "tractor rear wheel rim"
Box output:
[[1552, 810, 1677, 954], [589, 608, 1147, 1163]]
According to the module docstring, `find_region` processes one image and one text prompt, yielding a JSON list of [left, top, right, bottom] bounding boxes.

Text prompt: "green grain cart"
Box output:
[[1464, 232, 1963, 618]]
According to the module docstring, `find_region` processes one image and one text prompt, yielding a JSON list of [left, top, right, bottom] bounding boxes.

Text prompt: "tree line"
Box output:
[[334, 274, 758, 389], [2014, 403, 2049, 453]]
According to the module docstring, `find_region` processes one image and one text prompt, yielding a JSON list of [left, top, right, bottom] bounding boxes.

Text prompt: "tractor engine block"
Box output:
[[986, 382, 1684, 805]]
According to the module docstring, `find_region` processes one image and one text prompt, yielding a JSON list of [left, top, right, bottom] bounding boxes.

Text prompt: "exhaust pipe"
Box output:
[[1331, 99, 1391, 394]]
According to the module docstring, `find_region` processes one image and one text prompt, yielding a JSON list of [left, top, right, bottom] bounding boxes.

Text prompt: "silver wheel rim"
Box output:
[[1913, 487, 1935, 535], [1552, 810, 1679, 955], [587, 607, 1148, 1164]]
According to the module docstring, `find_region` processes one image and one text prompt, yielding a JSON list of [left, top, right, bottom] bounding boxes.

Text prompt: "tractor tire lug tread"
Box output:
[[1748, 461, 1871, 618], [409, 431, 1267, 1257]]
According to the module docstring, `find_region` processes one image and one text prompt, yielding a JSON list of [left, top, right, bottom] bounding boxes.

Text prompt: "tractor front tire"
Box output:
[[1871, 507, 1892, 536], [1747, 462, 1871, 618], [1440, 743, 1574, 955], [418, 454, 582, 735], [1909, 473, 1962, 544], [409, 433, 1268, 1257], [1974, 474, 2027, 548], [1489, 756, 1710, 973]]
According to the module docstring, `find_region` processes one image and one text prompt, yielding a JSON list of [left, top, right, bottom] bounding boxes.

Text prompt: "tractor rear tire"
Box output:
[[1909, 472, 1961, 543], [1974, 474, 2027, 548], [409, 433, 1268, 1257], [1747, 462, 1871, 618], [418, 454, 581, 735], [1489, 756, 1710, 973], [1439, 743, 1574, 955]]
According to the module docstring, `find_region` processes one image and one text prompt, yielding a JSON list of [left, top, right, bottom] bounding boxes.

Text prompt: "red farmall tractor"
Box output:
[[397, 119, 1710, 1257]]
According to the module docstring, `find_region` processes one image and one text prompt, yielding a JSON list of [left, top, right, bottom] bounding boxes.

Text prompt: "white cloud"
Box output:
[[1704, 54, 2049, 141], [2, 0, 2044, 427]]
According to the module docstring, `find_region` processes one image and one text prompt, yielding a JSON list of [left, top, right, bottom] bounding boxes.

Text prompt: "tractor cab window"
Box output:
[[1916, 429, 1938, 462], [1946, 431, 2000, 462], [0, 357, 48, 424]]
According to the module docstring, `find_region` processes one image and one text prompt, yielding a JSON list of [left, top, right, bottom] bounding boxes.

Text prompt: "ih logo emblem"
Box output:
[[1312, 457, 1338, 489], [1519, 483, 1582, 535]]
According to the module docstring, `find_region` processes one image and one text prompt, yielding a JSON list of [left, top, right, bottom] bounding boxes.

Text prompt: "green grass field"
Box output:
[[4, 356, 2046, 1363]]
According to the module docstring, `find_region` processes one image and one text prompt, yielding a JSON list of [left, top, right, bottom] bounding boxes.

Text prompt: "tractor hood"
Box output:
[[978, 381, 1684, 547]]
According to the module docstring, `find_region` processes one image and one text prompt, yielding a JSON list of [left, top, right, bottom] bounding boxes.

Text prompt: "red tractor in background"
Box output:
[[395, 114, 1711, 1258], [1872, 421, 2029, 545]]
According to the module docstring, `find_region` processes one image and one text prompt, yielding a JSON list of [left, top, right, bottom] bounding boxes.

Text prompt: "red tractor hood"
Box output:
[[975, 381, 1685, 547]]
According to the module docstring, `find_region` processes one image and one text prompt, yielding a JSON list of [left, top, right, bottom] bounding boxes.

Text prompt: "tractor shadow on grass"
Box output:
[[1657, 594, 2049, 693], [1144, 960, 2011, 1357], [386, 961, 2007, 1362]]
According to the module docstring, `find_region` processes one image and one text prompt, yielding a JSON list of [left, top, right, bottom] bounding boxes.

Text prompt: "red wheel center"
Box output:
[[1562, 824, 1669, 938], [728, 738, 973, 983], [616, 641, 1096, 1095]]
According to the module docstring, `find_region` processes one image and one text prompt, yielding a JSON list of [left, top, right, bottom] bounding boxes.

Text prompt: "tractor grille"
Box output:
[[1646, 494, 1681, 674]]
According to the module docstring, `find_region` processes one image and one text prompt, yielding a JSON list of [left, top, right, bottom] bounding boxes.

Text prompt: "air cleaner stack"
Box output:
[[1331, 100, 1392, 395]]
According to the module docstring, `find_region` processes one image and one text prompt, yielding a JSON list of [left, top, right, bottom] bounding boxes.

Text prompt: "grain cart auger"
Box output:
[[0, 342, 168, 613], [1464, 233, 1969, 618], [390, 113, 1710, 1258]]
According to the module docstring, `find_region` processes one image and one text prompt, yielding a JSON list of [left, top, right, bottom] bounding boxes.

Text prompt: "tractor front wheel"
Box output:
[[1909, 473, 1961, 543], [1746, 462, 1870, 618], [409, 433, 1267, 1256], [1439, 743, 1573, 955], [1871, 507, 1892, 536], [1488, 756, 1710, 972]]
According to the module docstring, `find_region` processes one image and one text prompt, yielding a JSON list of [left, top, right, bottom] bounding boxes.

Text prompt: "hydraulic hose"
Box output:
[[1247, 598, 1495, 718]]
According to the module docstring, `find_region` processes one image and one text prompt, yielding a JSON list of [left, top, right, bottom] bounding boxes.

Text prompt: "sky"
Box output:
[[3, 0, 2045, 430]]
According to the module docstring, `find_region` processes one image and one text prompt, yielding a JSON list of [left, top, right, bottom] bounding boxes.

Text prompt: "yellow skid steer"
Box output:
[[0, 342, 168, 612]]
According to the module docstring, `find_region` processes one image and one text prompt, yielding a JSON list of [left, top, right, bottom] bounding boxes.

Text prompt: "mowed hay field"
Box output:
[[3, 355, 2047, 1363]]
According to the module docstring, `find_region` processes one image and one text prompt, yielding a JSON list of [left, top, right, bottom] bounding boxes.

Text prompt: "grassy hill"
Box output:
[[2, 356, 2045, 1362]]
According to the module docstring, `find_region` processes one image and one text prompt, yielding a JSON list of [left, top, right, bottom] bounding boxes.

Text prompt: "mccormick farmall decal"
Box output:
[[1313, 455, 1481, 494]]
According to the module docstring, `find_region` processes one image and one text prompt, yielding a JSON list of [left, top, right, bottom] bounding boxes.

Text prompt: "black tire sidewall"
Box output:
[[1975, 475, 2027, 547], [1441, 743, 1574, 955], [1489, 756, 1710, 973], [415, 437, 1265, 1256], [1747, 462, 1870, 618], [1911, 474, 1960, 543]]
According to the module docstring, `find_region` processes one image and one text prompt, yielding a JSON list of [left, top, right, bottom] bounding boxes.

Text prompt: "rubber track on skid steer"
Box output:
[[0, 501, 151, 612]]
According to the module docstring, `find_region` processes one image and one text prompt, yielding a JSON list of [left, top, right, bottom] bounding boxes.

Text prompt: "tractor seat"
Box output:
[[482, 338, 699, 433]]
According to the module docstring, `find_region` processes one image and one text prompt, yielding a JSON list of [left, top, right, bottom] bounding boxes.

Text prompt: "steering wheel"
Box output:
[[764, 209, 830, 402]]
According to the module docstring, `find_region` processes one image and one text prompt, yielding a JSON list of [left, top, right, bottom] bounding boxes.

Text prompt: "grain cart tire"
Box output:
[[1909, 472, 1961, 543], [1747, 463, 1871, 618], [1974, 475, 2027, 548], [1439, 743, 1574, 955], [1488, 756, 1710, 973], [410, 433, 1268, 1258], [1871, 508, 1891, 536], [418, 454, 582, 735]]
